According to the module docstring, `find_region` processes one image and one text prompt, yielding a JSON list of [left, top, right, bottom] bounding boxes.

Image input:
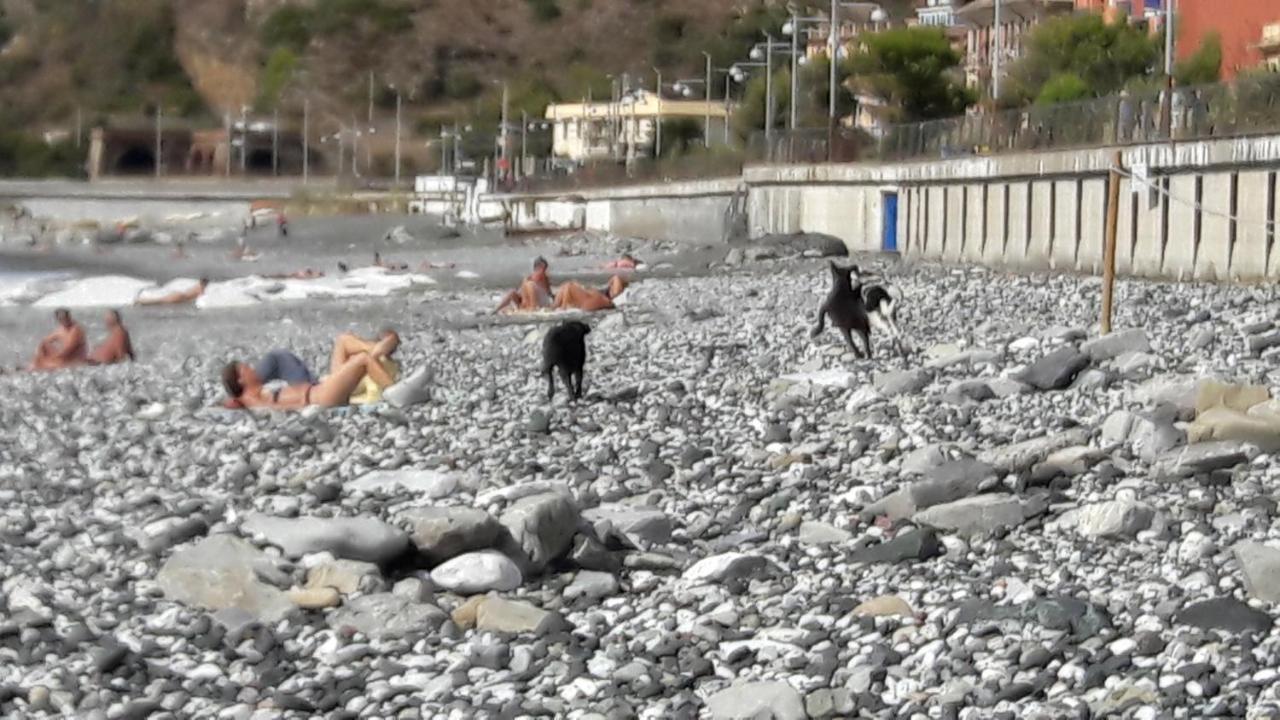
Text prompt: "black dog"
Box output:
[[542, 320, 591, 401], [812, 261, 872, 357]]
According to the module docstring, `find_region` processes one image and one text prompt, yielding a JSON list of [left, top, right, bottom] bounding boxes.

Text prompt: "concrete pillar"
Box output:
[[898, 187, 912, 256], [1005, 182, 1030, 267], [1078, 177, 1106, 274], [962, 183, 986, 263], [944, 185, 964, 261], [983, 183, 1009, 267], [1131, 176, 1165, 278], [1114, 177, 1136, 276], [924, 186, 945, 259], [1230, 170, 1270, 281], [1195, 172, 1232, 282], [1162, 174, 1198, 281], [1026, 180, 1053, 268], [1051, 179, 1078, 271]]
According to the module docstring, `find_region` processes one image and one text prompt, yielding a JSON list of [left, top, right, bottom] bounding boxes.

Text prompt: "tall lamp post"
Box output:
[[750, 36, 799, 146], [783, 11, 827, 130], [653, 67, 663, 158], [826, 1, 888, 159], [673, 64, 733, 151]]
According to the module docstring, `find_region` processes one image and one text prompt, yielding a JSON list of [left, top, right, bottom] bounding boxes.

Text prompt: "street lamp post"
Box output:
[[825, 1, 888, 160], [653, 67, 663, 158], [992, 0, 1002, 101], [394, 88, 402, 185], [302, 98, 310, 184], [703, 52, 713, 148]]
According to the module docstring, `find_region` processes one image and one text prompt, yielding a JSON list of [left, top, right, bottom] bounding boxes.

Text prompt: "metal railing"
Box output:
[[752, 71, 1280, 164], [509, 152, 745, 194]]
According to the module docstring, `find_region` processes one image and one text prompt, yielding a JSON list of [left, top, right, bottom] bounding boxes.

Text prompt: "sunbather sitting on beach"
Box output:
[[494, 256, 553, 314], [29, 308, 86, 371], [374, 252, 409, 272], [137, 278, 208, 306], [553, 275, 629, 312], [87, 310, 135, 365], [221, 331, 400, 410]]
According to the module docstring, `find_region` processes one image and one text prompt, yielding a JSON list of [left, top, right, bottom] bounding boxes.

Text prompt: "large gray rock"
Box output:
[[242, 513, 410, 565], [979, 428, 1090, 474], [1017, 347, 1090, 391], [401, 507, 501, 563], [430, 550, 522, 594], [156, 535, 295, 623], [1234, 542, 1280, 603], [1155, 441, 1257, 477], [1082, 329, 1151, 361], [863, 459, 994, 521], [329, 593, 447, 639], [349, 469, 457, 499], [849, 528, 944, 565], [582, 504, 672, 549], [798, 521, 852, 545], [1176, 597, 1272, 635], [499, 493, 579, 572], [683, 552, 778, 584], [873, 368, 933, 397], [912, 494, 1046, 536], [706, 680, 806, 720], [1051, 499, 1155, 539], [473, 597, 567, 636]]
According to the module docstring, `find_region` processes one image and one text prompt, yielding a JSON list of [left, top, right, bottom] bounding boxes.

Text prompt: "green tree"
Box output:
[[260, 6, 312, 52], [843, 27, 972, 122], [257, 47, 298, 110], [526, 0, 561, 23], [1175, 32, 1221, 86], [731, 68, 790, 141], [1004, 13, 1158, 106], [1035, 72, 1090, 105]]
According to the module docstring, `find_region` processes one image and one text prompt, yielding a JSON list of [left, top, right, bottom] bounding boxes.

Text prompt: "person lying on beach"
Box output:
[[263, 269, 325, 280], [552, 275, 629, 312], [221, 331, 400, 410], [374, 252, 409, 272], [418, 260, 457, 271], [600, 253, 640, 271], [494, 256, 553, 314], [87, 310, 135, 365], [137, 278, 209, 306], [29, 308, 87, 371]]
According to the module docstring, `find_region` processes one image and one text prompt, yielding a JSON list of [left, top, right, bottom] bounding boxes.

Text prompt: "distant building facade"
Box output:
[[545, 91, 733, 162], [956, 0, 1075, 92], [1176, 0, 1280, 79]]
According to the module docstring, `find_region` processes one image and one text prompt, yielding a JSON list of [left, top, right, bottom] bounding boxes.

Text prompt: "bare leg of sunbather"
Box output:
[[329, 332, 398, 387]]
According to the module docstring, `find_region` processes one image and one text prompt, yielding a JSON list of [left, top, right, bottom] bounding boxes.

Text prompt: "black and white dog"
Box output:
[[811, 262, 909, 358]]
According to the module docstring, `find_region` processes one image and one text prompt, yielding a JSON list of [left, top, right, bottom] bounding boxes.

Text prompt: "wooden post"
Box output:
[[1101, 150, 1123, 335]]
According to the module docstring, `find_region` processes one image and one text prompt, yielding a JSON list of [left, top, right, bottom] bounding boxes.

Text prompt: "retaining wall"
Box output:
[[746, 135, 1280, 282]]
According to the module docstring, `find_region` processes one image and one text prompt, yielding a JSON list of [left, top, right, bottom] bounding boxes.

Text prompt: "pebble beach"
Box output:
[[7, 219, 1280, 719]]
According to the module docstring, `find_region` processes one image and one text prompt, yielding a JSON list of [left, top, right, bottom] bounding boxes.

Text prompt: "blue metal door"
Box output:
[[882, 192, 899, 253]]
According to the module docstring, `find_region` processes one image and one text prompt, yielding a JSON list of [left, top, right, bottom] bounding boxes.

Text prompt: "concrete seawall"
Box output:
[[499, 134, 1280, 283]]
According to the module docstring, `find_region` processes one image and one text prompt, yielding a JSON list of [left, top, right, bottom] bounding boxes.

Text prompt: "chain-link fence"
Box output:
[[510, 152, 746, 194], [753, 72, 1280, 165]]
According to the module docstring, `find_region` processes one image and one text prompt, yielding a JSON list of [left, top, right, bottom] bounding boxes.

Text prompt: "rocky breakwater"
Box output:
[[7, 259, 1280, 718]]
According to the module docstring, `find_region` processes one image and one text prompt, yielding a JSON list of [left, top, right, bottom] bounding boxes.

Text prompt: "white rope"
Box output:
[[1112, 165, 1277, 233]]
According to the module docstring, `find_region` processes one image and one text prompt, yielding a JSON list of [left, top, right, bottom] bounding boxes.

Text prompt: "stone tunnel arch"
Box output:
[[114, 146, 156, 175]]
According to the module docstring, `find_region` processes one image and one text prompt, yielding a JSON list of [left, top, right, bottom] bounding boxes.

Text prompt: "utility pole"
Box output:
[[765, 34, 775, 146], [338, 128, 346, 177], [703, 52, 713, 148], [453, 122, 461, 173], [272, 108, 279, 177], [302, 98, 310, 184], [653, 67, 663, 158], [828, 0, 838, 160], [224, 112, 232, 177], [790, 10, 800, 131], [367, 70, 375, 171], [394, 89, 402, 185], [154, 105, 162, 180], [992, 0, 1002, 102], [440, 127, 449, 174], [520, 110, 528, 180], [240, 106, 248, 175], [1163, 0, 1175, 139], [724, 74, 733, 145], [351, 114, 359, 177], [500, 81, 510, 183]]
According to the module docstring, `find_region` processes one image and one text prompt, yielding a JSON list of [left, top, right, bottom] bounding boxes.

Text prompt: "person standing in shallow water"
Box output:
[[29, 308, 86, 371]]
